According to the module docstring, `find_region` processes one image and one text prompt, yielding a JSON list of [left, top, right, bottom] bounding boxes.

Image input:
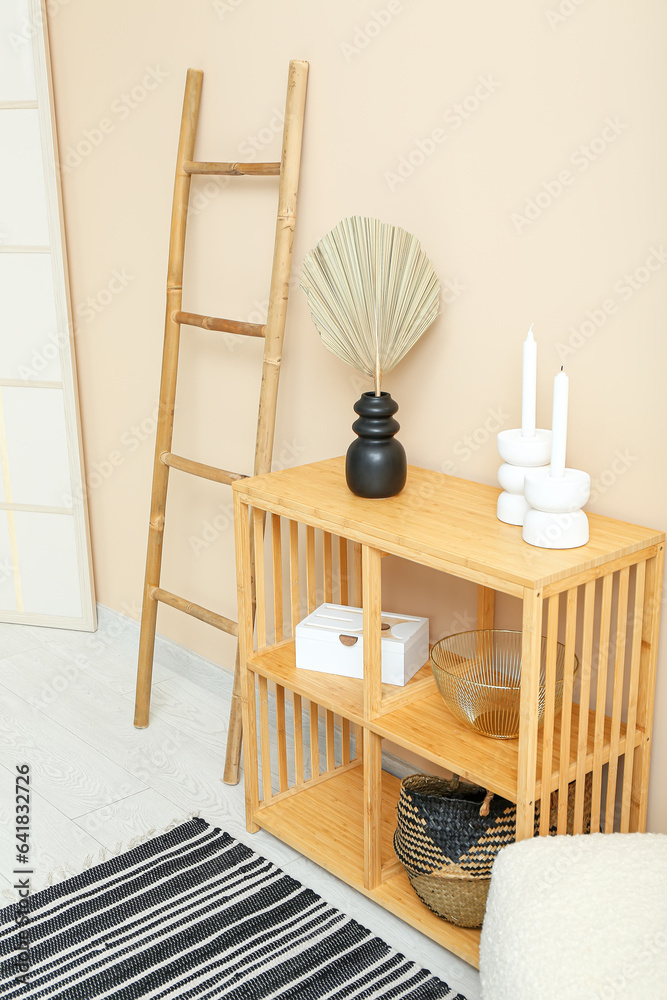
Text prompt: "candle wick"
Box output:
[[560, 365, 564, 371]]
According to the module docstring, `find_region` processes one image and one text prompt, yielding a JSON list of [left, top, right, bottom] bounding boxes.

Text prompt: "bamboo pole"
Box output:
[[224, 501, 256, 785], [150, 587, 238, 634], [253, 60, 308, 482], [173, 310, 265, 338], [134, 68, 202, 728], [159, 451, 246, 485], [224, 645, 244, 785], [184, 160, 280, 176]]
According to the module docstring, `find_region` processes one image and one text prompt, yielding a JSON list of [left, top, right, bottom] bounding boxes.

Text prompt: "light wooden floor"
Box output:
[[0, 605, 481, 1000]]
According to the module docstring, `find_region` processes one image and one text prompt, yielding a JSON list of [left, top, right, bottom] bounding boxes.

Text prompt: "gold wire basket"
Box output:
[[430, 629, 578, 739]]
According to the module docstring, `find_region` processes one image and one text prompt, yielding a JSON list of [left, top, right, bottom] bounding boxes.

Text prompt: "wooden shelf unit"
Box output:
[[233, 457, 664, 968]]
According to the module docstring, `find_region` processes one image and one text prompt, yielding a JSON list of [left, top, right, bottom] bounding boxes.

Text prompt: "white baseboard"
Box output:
[[95, 602, 233, 676]]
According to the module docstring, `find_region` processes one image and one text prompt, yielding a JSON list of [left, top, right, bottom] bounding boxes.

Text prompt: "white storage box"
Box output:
[[295, 603, 429, 686]]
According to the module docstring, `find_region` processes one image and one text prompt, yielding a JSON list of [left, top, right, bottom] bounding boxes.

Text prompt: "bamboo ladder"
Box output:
[[133, 61, 309, 790]]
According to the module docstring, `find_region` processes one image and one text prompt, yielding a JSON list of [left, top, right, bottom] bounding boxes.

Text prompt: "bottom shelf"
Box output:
[[254, 764, 481, 968]]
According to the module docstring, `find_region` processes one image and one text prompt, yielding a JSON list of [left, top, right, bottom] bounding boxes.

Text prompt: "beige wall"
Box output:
[[45, 1, 667, 828]]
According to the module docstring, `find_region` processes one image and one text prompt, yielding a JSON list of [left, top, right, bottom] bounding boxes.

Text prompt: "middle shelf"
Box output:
[[247, 640, 640, 802]]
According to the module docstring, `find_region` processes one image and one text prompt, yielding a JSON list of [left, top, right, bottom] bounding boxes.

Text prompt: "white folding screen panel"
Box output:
[[0, 0, 95, 628]]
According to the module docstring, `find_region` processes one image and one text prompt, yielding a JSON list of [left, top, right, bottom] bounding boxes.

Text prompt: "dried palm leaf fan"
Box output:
[[301, 216, 440, 497]]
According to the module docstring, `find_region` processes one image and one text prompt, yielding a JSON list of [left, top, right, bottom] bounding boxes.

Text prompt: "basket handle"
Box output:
[[480, 790, 494, 817]]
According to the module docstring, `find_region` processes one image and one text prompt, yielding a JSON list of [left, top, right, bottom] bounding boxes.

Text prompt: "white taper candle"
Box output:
[[550, 367, 569, 477], [521, 324, 537, 438]]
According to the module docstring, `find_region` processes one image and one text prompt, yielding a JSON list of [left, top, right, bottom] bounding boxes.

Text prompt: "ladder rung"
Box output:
[[160, 452, 247, 486], [174, 311, 266, 338], [183, 160, 280, 176], [150, 587, 239, 636]]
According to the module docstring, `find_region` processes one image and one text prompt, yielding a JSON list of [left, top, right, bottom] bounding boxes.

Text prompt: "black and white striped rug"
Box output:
[[0, 818, 466, 998]]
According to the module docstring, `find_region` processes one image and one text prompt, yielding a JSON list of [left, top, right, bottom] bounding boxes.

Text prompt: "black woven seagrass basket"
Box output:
[[394, 773, 592, 928]]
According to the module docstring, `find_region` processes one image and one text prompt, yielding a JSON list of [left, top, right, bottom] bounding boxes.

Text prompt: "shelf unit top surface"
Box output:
[[234, 457, 664, 590]]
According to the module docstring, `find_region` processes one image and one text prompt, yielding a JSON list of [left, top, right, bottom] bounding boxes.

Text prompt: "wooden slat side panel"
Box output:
[[342, 716, 351, 765], [253, 509, 267, 649], [591, 573, 613, 832], [272, 514, 284, 643], [574, 580, 595, 833], [326, 709, 336, 771], [541, 546, 659, 597], [257, 758, 363, 810], [289, 519, 300, 634], [353, 723, 362, 762], [258, 674, 272, 803], [309, 699, 320, 778], [306, 525, 317, 613], [631, 545, 665, 830], [539, 594, 559, 836], [339, 536, 349, 605], [293, 692, 304, 786], [516, 588, 544, 840], [323, 531, 333, 603], [606, 566, 630, 832], [556, 587, 577, 834], [621, 560, 646, 831], [276, 683, 288, 793], [352, 542, 362, 607]]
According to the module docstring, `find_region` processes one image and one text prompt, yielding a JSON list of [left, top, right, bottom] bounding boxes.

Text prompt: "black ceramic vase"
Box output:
[[345, 391, 407, 498]]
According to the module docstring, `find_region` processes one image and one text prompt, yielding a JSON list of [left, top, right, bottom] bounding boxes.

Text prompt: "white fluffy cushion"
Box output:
[[479, 833, 667, 1000]]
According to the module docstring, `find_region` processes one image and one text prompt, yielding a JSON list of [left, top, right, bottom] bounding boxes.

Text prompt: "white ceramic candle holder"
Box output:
[[497, 428, 553, 467], [522, 467, 591, 549], [496, 428, 552, 526]]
